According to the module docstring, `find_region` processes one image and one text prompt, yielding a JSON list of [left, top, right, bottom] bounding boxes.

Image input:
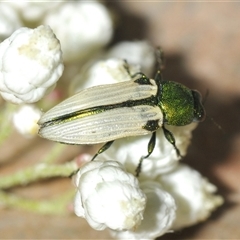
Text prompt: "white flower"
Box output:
[[69, 41, 156, 94], [156, 163, 224, 230], [12, 104, 42, 138], [43, 1, 113, 62], [70, 58, 140, 94], [73, 160, 146, 231], [0, 3, 23, 42], [7, 1, 64, 23], [99, 123, 198, 180], [0, 25, 64, 104], [106, 41, 156, 77], [110, 181, 176, 240]]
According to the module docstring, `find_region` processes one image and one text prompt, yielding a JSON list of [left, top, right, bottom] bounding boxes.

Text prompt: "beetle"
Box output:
[[38, 50, 205, 176]]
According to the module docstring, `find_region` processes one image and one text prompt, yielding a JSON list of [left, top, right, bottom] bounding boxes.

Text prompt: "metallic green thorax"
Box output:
[[158, 81, 196, 126]]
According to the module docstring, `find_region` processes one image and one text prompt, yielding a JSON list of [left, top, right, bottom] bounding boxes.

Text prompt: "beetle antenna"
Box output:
[[202, 89, 209, 105], [207, 115, 225, 133], [154, 47, 166, 83], [201, 89, 225, 133], [155, 47, 165, 71]]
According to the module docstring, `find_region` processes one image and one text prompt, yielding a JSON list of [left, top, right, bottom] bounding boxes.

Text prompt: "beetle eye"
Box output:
[[192, 90, 206, 122]]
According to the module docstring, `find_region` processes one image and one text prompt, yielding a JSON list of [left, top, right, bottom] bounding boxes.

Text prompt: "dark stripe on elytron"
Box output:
[[41, 95, 159, 128]]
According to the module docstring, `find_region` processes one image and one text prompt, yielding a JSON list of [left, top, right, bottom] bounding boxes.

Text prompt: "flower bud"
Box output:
[[73, 160, 146, 231], [0, 25, 63, 104]]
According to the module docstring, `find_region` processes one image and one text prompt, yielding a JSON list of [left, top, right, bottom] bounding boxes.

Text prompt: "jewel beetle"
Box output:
[[38, 50, 206, 175]]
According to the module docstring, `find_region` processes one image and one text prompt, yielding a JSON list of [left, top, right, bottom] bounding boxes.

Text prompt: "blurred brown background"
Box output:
[[1, 2, 240, 239]]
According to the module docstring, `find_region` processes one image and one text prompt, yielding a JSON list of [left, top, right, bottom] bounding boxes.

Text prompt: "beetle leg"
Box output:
[[162, 125, 182, 157], [91, 140, 115, 161], [154, 70, 163, 83], [69, 141, 114, 177], [135, 131, 156, 177]]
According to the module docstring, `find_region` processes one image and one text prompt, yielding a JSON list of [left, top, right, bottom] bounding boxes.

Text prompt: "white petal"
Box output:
[[7, 2, 64, 22], [110, 181, 176, 240], [43, 1, 113, 62], [12, 104, 42, 137], [74, 191, 85, 218], [0, 3, 23, 41], [69, 58, 140, 94], [0, 25, 63, 104], [106, 41, 156, 77], [157, 163, 224, 229], [73, 160, 146, 231]]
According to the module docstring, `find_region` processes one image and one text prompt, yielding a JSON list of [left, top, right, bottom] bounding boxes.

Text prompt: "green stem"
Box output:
[[0, 190, 75, 215], [0, 102, 17, 144], [0, 161, 78, 189]]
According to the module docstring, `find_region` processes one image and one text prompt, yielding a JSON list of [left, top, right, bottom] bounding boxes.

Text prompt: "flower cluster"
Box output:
[[0, 25, 63, 104], [73, 161, 146, 231], [0, 2, 223, 240], [71, 56, 223, 239]]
